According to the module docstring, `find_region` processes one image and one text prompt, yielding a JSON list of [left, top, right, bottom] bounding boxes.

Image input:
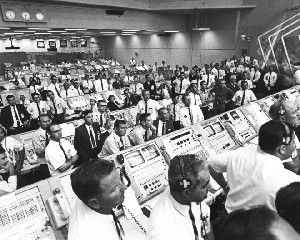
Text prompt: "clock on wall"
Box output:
[[21, 11, 31, 21], [5, 10, 16, 20], [35, 12, 45, 21]]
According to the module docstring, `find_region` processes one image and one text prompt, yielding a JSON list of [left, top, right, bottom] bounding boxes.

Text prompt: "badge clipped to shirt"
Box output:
[[151, 85, 155, 90], [20, 114, 24, 118]]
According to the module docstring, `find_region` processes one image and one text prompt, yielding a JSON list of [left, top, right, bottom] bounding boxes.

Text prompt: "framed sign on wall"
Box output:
[[60, 40, 67, 47], [37, 41, 45, 48], [49, 41, 56, 48]]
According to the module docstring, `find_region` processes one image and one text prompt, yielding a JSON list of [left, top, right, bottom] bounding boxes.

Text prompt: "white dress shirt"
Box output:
[[82, 80, 94, 91], [124, 75, 134, 83], [232, 89, 256, 106], [29, 84, 43, 94], [47, 97, 67, 115], [211, 68, 225, 79], [189, 92, 202, 106], [148, 188, 210, 240], [130, 83, 144, 95], [156, 120, 167, 137], [0, 137, 23, 171], [68, 199, 121, 240], [208, 144, 300, 213], [178, 105, 204, 128], [250, 70, 261, 82], [27, 101, 50, 119], [85, 124, 97, 148], [94, 79, 108, 92], [173, 78, 190, 94], [98, 131, 131, 158], [67, 88, 84, 98], [10, 105, 23, 127], [0, 176, 17, 194], [201, 74, 215, 89], [237, 79, 253, 89], [167, 103, 182, 121], [45, 139, 77, 176], [48, 83, 62, 98], [263, 72, 278, 87], [136, 99, 161, 121]]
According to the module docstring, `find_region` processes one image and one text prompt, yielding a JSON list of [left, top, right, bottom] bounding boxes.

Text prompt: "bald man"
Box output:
[[269, 99, 300, 173]]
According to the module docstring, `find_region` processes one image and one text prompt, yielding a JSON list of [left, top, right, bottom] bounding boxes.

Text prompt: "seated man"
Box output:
[[129, 113, 157, 146], [0, 95, 31, 135], [99, 119, 132, 158], [179, 94, 204, 128], [74, 110, 105, 166], [68, 160, 128, 240], [46, 90, 67, 124], [153, 107, 174, 137], [148, 155, 211, 240], [0, 147, 17, 196], [232, 80, 256, 107], [45, 123, 78, 176], [123, 88, 136, 109]]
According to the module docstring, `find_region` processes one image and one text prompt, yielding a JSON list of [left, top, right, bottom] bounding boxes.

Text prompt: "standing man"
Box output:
[[188, 81, 202, 107], [93, 100, 110, 133], [32, 114, 52, 181], [74, 110, 104, 166], [47, 75, 61, 98], [123, 88, 135, 109], [263, 66, 277, 94], [167, 94, 182, 130], [232, 81, 256, 107], [173, 72, 190, 95], [27, 93, 50, 129], [136, 89, 161, 124], [179, 94, 204, 128], [45, 123, 78, 176], [153, 107, 174, 137], [129, 113, 157, 146], [211, 79, 234, 115], [99, 119, 132, 158], [143, 74, 156, 99], [199, 81, 214, 120], [0, 95, 31, 135], [46, 90, 67, 124], [148, 155, 211, 240]]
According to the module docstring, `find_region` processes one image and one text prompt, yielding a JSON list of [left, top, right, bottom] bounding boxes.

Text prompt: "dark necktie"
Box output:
[[89, 127, 96, 148], [45, 132, 49, 146], [144, 129, 148, 141], [99, 114, 103, 127], [189, 205, 200, 240], [173, 105, 176, 120], [120, 137, 124, 151], [206, 74, 209, 85], [77, 89, 80, 95], [111, 210, 124, 240], [54, 85, 61, 97], [59, 141, 68, 161], [180, 80, 183, 93], [52, 99, 57, 115], [13, 106, 21, 127], [36, 103, 41, 116], [162, 121, 166, 135], [189, 107, 193, 124], [100, 79, 104, 90], [241, 90, 246, 106], [194, 94, 197, 105], [145, 101, 148, 114]]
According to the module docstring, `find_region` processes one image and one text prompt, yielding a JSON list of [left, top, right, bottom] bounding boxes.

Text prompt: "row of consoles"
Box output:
[[0, 86, 299, 240]]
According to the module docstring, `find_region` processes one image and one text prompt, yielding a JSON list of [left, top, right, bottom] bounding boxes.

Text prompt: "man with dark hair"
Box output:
[[47, 75, 61, 98], [232, 80, 256, 107], [93, 100, 109, 132], [45, 123, 78, 176], [46, 90, 67, 124], [129, 113, 157, 146], [148, 154, 211, 240], [153, 107, 174, 137], [216, 206, 300, 240], [208, 120, 300, 213], [74, 110, 104, 166], [27, 93, 50, 129], [276, 182, 300, 235], [143, 74, 156, 99], [98, 119, 132, 158], [0, 95, 31, 135], [68, 160, 128, 240], [167, 93, 182, 130]]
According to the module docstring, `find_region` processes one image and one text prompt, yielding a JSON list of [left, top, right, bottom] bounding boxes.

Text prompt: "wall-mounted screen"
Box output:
[[36, 41, 45, 48]]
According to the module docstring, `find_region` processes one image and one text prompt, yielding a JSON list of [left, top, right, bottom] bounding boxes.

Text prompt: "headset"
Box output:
[[281, 122, 293, 146], [178, 156, 192, 190]]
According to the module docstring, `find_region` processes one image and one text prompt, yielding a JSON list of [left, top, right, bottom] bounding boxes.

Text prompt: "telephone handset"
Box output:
[[224, 122, 244, 146], [47, 188, 71, 229]]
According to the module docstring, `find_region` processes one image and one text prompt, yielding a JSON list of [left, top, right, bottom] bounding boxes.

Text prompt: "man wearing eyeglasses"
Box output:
[[45, 123, 78, 176]]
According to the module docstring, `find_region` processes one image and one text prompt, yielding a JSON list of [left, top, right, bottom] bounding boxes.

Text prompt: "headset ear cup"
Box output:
[[279, 115, 286, 122]]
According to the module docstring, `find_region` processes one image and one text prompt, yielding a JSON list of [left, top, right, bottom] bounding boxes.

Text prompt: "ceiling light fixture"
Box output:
[[15, 30, 36, 33], [192, 9, 210, 31], [82, 36, 91, 38], [100, 31, 116, 34], [121, 34, 134, 36], [48, 30, 67, 33], [0, 27, 10, 30], [4, 32, 24, 35], [65, 28, 87, 31], [164, 30, 179, 33], [34, 33, 51, 35], [28, 27, 51, 30], [122, 30, 139, 32], [192, 27, 210, 31], [61, 32, 76, 35]]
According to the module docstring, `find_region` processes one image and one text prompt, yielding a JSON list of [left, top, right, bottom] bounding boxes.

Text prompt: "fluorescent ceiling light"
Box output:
[[0, 27, 10, 30], [4, 32, 24, 35], [61, 33, 76, 35], [15, 30, 35, 33], [100, 31, 116, 34], [121, 34, 133, 36], [48, 30, 67, 33], [122, 32, 136, 34], [122, 30, 138, 32], [65, 28, 87, 31], [192, 27, 210, 31], [28, 28, 51, 30], [82, 36, 91, 38], [164, 30, 179, 33], [34, 33, 51, 35], [72, 36, 81, 38]]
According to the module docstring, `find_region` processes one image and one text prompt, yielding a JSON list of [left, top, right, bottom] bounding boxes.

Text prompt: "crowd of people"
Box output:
[[0, 54, 298, 239]]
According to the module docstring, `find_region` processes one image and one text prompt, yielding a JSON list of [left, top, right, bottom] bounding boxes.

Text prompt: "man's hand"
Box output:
[[149, 124, 157, 133]]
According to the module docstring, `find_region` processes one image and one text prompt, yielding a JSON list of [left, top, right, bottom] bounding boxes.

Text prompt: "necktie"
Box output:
[[100, 79, 104, 90], [45, 132, 49, 146], [36, 103, 41, 116], [13, 107, 21, 127], [206, 74, 209, 85], [59, 141, 68, 161], [162, 121, 166, 135], [179, 80, 183, 93], [189, 107, 193, 124], [111, 210, 124, 240], [173, 105, 176, 121], [144, 129, 148, 141], [217, 70, 220, 80], [99, 114, 103, 127], [145, 101, 148, 114], [89, 127, 96, 148], [194, 94, 197, 105], [77, 89, 80, 95], [120, 137, 124, 151], [241, 90, 246, 106], [54, 85, 61, 97], [52, 99, 57, 115], [189, 205, 200, 240]]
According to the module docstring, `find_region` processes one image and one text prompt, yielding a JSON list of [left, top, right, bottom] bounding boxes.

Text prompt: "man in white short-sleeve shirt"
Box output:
[[45, 124, 78, 176], [208, 120, 300, 213]]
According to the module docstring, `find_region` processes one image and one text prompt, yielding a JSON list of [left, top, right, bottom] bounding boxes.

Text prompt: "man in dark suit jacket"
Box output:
[[0, 95, 31, 135], [74, 110, 108, 167], [153, 107, 175, 137], [123, 88, 136, 109], [143, 74, 156, 99]]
